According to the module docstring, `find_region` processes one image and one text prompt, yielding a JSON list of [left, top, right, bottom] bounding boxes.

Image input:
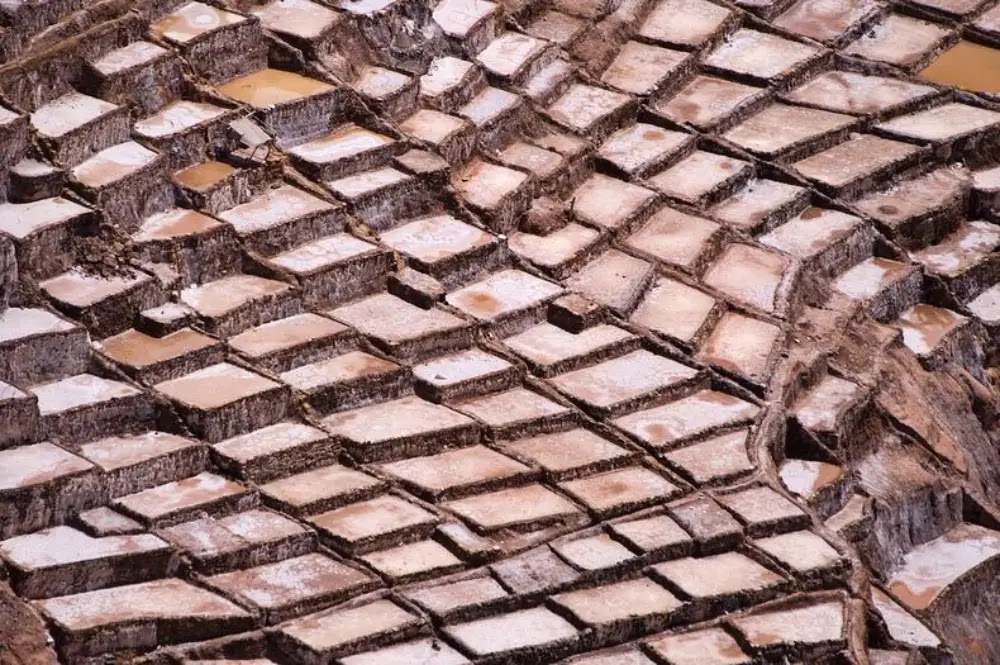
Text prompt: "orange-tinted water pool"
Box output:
[[920, 40, 1000, 94]]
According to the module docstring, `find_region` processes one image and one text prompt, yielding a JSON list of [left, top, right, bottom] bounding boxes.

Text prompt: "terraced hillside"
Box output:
[[0, 0, 998, 664]]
